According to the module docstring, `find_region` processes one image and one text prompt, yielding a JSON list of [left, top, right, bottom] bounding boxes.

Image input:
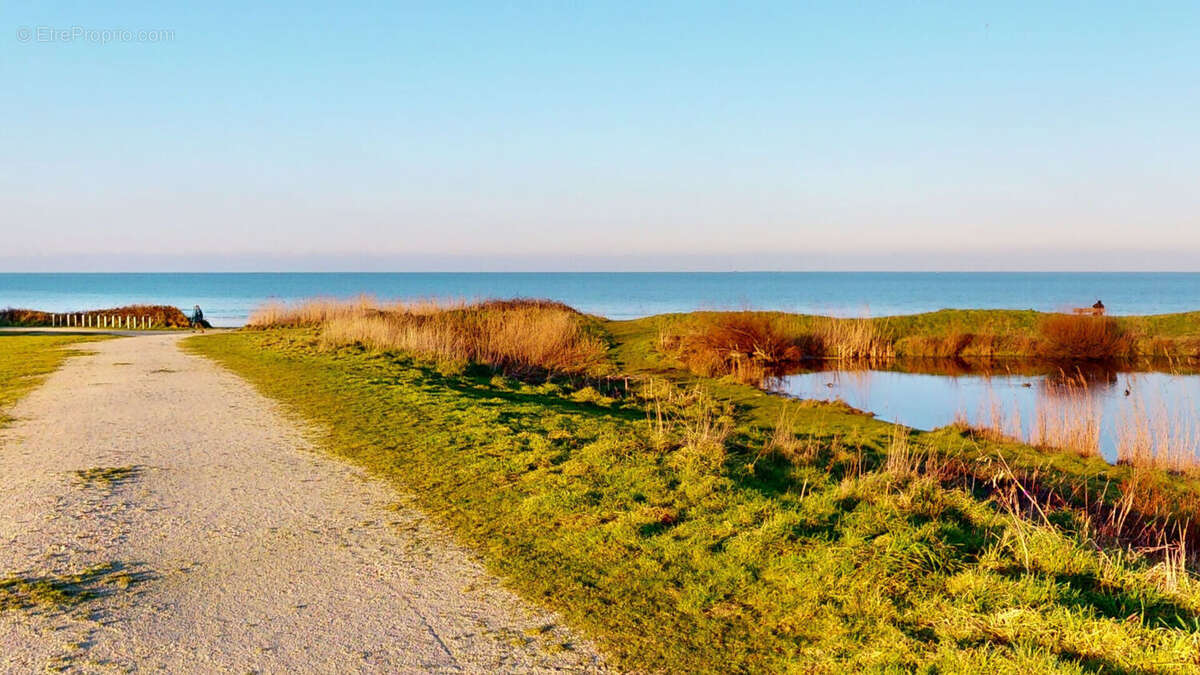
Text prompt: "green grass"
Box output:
[[187, 328, 1200, 673], [73, 465, 141, 489], [0, 333, 111, 425], [0, 562, 150, 614]]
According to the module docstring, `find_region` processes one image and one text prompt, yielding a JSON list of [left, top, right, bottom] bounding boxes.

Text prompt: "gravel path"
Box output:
[[0, 334, 605, 673]]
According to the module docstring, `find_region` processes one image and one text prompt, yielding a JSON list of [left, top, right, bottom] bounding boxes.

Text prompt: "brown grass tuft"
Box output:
[[1038, 314, 1134, 360], [249, 297, 608, 377], [665, 313, 805, 382], [662, 313, 891, 383]]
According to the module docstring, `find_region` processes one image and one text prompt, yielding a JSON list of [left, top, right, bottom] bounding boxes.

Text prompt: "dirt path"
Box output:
[[0, 334, 605, 673]]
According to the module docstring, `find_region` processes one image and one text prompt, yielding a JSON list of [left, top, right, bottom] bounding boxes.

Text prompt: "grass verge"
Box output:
[[0, 333, 111, 426]]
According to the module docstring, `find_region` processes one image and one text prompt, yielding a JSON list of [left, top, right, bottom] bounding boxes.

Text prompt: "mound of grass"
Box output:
[[187, 329, 1200, 672], [248, 297, 611, 377]]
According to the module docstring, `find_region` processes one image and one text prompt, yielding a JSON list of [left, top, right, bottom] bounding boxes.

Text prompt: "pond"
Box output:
[[778, 362, 1200, 465]]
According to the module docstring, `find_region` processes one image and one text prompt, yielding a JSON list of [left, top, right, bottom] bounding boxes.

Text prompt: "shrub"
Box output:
[[1038, 314, 1133, 360]]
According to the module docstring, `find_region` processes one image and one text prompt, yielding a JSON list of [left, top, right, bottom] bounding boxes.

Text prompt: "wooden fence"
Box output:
[[48, 314, 163, 329]]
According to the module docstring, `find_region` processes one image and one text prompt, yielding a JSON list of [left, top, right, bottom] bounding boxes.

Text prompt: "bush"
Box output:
[[1038, 314, 1133, 360]]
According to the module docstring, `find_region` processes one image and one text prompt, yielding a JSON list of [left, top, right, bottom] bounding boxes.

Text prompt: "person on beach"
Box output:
[[191, 305, 206, 333], [1093, 300, 1104, 309]]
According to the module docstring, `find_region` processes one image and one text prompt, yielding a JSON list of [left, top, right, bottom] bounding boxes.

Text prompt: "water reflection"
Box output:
[[776, 359, 1200, 464]]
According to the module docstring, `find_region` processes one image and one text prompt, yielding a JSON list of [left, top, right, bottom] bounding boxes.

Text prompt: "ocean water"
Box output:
[[1, 272, 1198, 327]]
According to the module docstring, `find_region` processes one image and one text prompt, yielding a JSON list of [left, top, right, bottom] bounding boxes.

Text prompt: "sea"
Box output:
[[1, 272, 1198, 327]]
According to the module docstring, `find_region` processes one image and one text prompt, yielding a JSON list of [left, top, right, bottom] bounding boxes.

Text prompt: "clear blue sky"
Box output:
[[3, 1, 1198, 271]]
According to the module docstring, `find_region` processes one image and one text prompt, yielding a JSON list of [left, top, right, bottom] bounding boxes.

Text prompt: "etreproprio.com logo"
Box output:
[[16, 25, 175, 44]]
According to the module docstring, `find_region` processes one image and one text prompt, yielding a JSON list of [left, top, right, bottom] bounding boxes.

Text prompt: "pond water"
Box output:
[[778, 364, 1200, 464]]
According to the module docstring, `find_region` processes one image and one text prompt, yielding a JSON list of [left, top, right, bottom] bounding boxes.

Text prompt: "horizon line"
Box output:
[[3, 270, 1200, 275]]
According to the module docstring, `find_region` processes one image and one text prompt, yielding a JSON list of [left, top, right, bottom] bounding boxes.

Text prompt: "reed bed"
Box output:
[[1117, 398, 1200, 473], [957, 375, 1200, 474], [1031, 376, 1101, 457], [661, 312, 891, 383], [1037, 314, 1135, 360], [957, 380, 1102, 458], [248, 297, 608, 377]]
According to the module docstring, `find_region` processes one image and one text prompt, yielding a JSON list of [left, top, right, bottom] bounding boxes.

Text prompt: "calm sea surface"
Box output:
[[1, 272, 1198, 327]]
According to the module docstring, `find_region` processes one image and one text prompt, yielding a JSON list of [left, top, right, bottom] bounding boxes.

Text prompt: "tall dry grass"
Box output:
[[247, 296, 453, 328], [1031, 376, 1101, 457], [957, 379, 1101, 458], [1116, 398, 1200, 473], [662, 313, 891, 383], [1038, 314, 1134, 360], [812, 317, 893, 361], [249, 297, 608, 377]]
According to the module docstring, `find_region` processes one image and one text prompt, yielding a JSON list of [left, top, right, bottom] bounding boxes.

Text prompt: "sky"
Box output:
[[2, 1, 1198, 272]]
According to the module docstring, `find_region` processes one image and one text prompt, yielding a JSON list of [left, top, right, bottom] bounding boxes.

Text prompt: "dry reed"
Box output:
[[1116, 397, 1200, 473], [1031, 376, 1101, 457], [663, 313, 891, 384], [1038, 314, 1134, 360], [249, 297, 608, 377]]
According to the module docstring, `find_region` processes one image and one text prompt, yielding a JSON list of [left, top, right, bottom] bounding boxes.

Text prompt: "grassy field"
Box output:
[[188, 316, 1200, 673], [0, 333, 110, 426]]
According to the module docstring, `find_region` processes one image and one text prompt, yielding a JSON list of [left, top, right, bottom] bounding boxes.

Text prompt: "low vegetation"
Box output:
[[0, 562, 150, 614], [0, 304, 190, 328], [248, 298, 610, 377], [651, 310, 1200, 383], [73, 465, 141, 489], [0, 334, 109, 426], [187, 300, 1200, 672]]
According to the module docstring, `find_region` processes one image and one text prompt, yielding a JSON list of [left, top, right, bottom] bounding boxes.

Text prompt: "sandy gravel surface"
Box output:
[[0, 334, 605, 673]]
